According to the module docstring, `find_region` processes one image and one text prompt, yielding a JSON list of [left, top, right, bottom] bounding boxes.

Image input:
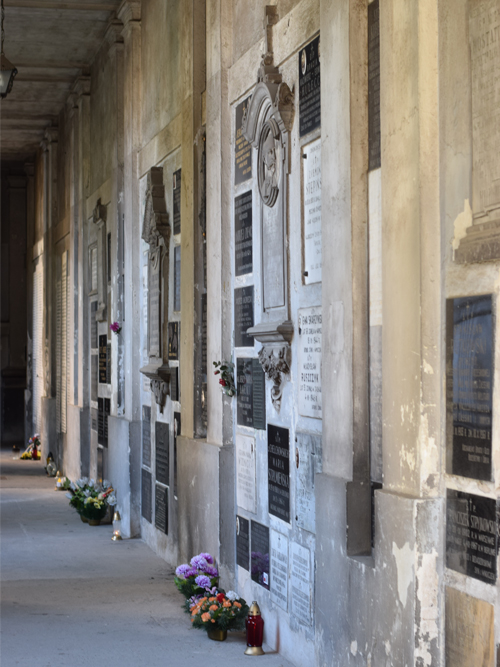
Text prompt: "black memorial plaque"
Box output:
[[235, 97, 252, 185], [155, 421, 170, 486], [234, 286, 254, 348], [251, 521, 270, 589], [368, 0, 381, 171], [174, 245, 181, 312], [90, 301, 98, 348], [91, 356, 98, 402], [236, 515, 250, 571], [235, 191, 253, 276], [299, 35, 321, 137], [99, 334, 107, 383], [446, 294, 493, 481], [171, 366, 179, 402], [97, 446, 104, 483], [237, 358, 266, 429], [142, 405, 151, 467], [97, 398, 110, 446], [173, 412, 180, 499], [142, 469, 152, 522], [168, 322, 179, 360], [202, 292, 207, 375], [268, 424, 290, 522], [106, 343, 111, 384], [173, 169, 182, 235], [91, 407, 98, 432], [446, 489, 497, 585], [155, 483, 169, 534]]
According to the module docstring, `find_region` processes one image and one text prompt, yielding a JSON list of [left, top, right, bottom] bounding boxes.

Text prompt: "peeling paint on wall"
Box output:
[[392, 541, 413, 607], [415, 550, 439, 666], [451, 199, 472, 254]]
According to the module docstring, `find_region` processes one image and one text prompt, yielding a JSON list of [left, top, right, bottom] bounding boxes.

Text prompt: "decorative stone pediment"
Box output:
[[139, 167, 172, 411]]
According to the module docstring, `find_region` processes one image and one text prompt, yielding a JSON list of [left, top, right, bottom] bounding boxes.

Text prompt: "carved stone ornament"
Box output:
[[139, 167, 172, 411]]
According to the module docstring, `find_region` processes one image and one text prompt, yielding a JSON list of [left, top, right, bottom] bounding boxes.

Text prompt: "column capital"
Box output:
[[117, 0, 141, 26]]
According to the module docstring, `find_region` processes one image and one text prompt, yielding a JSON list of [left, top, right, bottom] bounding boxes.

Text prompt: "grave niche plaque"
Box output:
[[236, 433, 256, 513], [268, 424, 290, 523], [155, 422, 170, 486], [295, 432, 322, 533], [270, 530, 288, 611], [446, 294, 493, 481], [237, 358, 266, 429], [236, 515, 250, 571], [173, 169, 181, 235], [99, 335, 107, 384], [171, 367, 179, 402], [299, 35, 321, 138], [302, 140, 322, 285], [235, 191, 253, 276], [368, 0, 381, 171], [291, 542, 312, 625], [140, 167, 171, 413], [446, 489, 497, 585], [141, 468, 152, 522], [142, 405, 151, 468], [234, 286, 254, 348], [155, 483, 168, 534], [97, 398, 110, 447], [251, 520, 270, 589], [235, 98, 252, 185], [174, 245, 181, 312], [445, 586, 495, 667], [168, 322, 179, 360], [173, 412, 180, 499], [298, 307, 322, 418]]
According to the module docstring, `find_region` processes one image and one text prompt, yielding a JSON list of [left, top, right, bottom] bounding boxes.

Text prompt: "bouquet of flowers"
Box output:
[[66, 478, 116, 521], [190, 590, 249, 633], [213, 361, 236, 396], [20, 434, 41, 460], [174, 553, 219, 601]]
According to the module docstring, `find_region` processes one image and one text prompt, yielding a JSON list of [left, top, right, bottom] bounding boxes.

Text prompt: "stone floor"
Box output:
[[0, 450, 292, 667]]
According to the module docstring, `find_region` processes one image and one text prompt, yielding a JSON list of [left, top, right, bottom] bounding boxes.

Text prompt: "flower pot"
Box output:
[[207, 628, 227, 642], [88, 519, 101, 526], [80, 515, 88, 524]]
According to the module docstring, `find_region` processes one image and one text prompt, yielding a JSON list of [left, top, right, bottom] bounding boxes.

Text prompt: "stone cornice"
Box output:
[[117, 0, 141, 25]]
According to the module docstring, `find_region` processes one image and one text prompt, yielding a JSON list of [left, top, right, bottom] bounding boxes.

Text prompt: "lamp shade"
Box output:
[[0, 53, 17, 98]]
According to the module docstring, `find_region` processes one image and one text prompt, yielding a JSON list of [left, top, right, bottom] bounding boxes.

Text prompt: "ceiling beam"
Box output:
[[4, 0, 118, 9]]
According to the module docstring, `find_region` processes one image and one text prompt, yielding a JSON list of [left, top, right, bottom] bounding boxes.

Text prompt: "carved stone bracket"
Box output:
[[247, 320, 293, 412], [150, 378, 169, 414], [455, 219, 500, 264], [92, 198, 108, 322]]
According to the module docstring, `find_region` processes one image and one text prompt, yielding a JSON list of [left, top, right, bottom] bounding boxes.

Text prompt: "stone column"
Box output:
[[24, 162, 35, 442]]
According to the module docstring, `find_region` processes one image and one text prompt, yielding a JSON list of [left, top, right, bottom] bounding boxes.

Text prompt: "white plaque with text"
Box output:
[[302, 138, 322, 284], [270, 530, 288, 611], [236, 433, 256, 513], [291, 542, 312, 624], [298, 307, 322, 418]]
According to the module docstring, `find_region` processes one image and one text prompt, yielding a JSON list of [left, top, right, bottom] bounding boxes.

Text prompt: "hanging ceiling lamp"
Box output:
[[0, 0, 17, 99]]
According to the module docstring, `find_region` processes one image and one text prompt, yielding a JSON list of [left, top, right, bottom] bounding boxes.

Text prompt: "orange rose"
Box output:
[[209, 597, 216, 602], [234, 601, 242, 608], [201, 612, 211, 622], [209, 604, 218, 611], [223, 601, 231, 608], [211, 619, 215, 623]]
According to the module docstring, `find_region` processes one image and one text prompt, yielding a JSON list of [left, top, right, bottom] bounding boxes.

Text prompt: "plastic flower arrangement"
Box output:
[[213, 360, 236, 396], [110, 321, 122, 335], [66, 478, 116, 521], [190, 590, 249, 633], [20, 434, 41, 460], [174, 552, 219, 601]]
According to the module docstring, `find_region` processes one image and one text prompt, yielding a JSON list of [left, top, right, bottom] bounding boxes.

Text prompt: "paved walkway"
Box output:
[[0, 451, 292, 667]]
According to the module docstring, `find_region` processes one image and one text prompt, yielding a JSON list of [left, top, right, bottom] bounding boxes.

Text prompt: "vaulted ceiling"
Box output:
[[0, 0, 121, 163]]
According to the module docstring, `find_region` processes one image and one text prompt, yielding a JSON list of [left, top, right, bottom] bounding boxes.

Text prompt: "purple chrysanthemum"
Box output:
[[175, 563, 191, 578], [195, 575, 211, 589], [204, 565, 218, 578], [198, 552, 214, 565], [185, 568, 198, 578], [190, 555, 208, 570]]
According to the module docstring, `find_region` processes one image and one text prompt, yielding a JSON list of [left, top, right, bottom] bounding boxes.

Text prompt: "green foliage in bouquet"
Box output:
[[190, 591, 249, 632]]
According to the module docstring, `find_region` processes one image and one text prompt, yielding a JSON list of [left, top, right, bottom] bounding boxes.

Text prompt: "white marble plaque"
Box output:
[[298, 307, 322, 418], [270, 530, 288, 610], [236, 433, 256, 513], [295, 432, 322, 533], [291, 542, 312, 625], [470, 0, 500, 219], [302, 139, 322, 284]]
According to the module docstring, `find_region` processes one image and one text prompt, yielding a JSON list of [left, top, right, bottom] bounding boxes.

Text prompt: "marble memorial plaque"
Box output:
[[236, 433, 256, 513], [262, 203, 285, 310], [291, 543, 312, 625], [97, 398, 110, 447], [445, 586, 495, 667], [295, 432, 322, 533], [270, 530, 288, 610], [91, 355, 97, 402], [155, 483, 168, 534], [141, 468, 152, 523], [251, 521, 270, 589], [470, 0, 500, 219], [106, 342, 111, 384], [236, 515, 250, 571], [155, 422, 170, 486], [302, 140, 322, 284], [237, 358, 266, 429], [446, 295, 493, 481], [90, 300, 98, 348], [299, 35, 321, 137], [168, 322, 179, 360], [446, 489, 497, 584], [234, 286, 254, 348], [368, 0, 381, 171], [99, 334, 107, 384], [298, 307, 322, 418], [173, 412, 180, 499], [235, 97, 252, 185], [252, 359, 266, 430], [174, 245, 181, 312], [173, 169, 181, 235], [268, 425, 290, 523], [235, 191, 253, 276], [142, 405, 151, 468], [171, 366, 179, 402], [148, 249, 161, 357]]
